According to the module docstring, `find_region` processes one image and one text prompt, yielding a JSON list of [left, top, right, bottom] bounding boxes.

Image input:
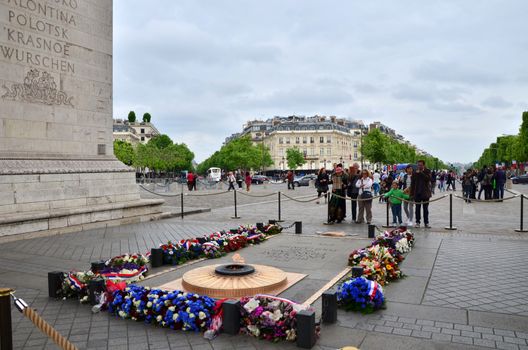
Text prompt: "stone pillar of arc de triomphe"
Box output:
[[0, 0, 163, 237]]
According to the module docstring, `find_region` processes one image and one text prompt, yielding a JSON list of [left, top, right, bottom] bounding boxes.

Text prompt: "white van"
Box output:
[[208, 167, 222, 182]]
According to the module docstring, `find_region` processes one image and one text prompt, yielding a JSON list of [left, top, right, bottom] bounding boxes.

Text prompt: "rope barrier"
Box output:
[[281, 193, 320, 203], [452, 194, 519, 203], [139, 184, 230, 197], [139, 184, 182, 197], [329, 192, 384, 202], [397, 194, 449, 204], [185, 190, 231, 197], [11, 292, 78, 350], [236, 191, 277, 198]]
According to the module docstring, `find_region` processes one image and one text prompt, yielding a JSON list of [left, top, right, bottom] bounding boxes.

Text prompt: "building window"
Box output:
[[354, 152, 358, 159], [303, 136, 307, 144], [320, 148, 324, 156], [286, 137, 290, 144], [303, 149, 307, 157], [141, 136, 145, 141], [279, 137, 283, 144], [140, 128, 145, 134], [320, 136, 324, 143], [354, 141, 358, 148], [295, 137, 300, 144], [310, 137, 314, 144], [327, 136, 332, 143], [327, 148, 331, 155]]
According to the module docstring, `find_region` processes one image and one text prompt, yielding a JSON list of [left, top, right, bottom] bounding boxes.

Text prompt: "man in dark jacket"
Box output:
[[410, 160, 432, 228], [347, 163, 360, 222], [495, 166, 507, 200]]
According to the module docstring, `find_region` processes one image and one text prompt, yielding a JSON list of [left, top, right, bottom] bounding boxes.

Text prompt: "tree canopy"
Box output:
[[474, 111, 528, 167], [362, 128, 446, 169], [143, 113, 152, 123], [113, 135, 194, 172], [197, 136, 273, 174], [286, 147, 306, 170], [127, 111, 136, 123]]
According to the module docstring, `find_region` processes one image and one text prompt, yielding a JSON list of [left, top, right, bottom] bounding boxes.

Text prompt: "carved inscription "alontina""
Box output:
[[2, 69, 73, 107]]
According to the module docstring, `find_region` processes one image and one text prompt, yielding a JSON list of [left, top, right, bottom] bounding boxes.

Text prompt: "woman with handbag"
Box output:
[[355, 169, 373, 224]]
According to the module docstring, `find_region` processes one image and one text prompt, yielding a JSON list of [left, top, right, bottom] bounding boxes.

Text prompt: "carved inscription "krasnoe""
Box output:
[[1, 0, 78, 74]]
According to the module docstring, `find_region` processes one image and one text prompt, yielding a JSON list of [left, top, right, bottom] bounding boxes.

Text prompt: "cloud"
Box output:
[[481, 96, 513, 109], [413, 61, 504, 86]]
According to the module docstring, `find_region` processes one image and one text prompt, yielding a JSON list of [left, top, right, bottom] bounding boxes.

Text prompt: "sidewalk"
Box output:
[[0, 186, 527, 349]]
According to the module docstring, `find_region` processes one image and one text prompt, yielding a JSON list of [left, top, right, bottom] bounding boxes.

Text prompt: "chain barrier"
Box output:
[[397, 194, 449, 205], [139, 184, 182, 197], [185, 190, 231, 197], [452, 193, 520, 203], [329, 192, 384, 202], [278, 221, 298, 230], [281, 193, 320, 203], [9, 291, 79, 350], [237, 191, 277, 198]]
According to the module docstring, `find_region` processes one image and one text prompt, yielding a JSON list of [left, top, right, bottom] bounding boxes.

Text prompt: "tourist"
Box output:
[[445, 171, 453, 191], [245, 171, 251, 192], [462, 171, 473, 203], [410, 160, 432, 228], [347, 163, 360, 222], [477, 166, 487, 200], [483, 167, 493, 200], [316, 168, 329, 204], [236, 171, 243, 189], [328, 164, 348, 224], [287, 170, 294, 190], [372, 170, 381, 196], [187, 171, 195, 191], [401, 165, 414, 226], [438, 171, 445, 192], [430, 170, 437, 195], [494, 166, 506, 200], [355, 169, 373, 224], [384, 181, 410, 226], [227, 172, 236, 191]]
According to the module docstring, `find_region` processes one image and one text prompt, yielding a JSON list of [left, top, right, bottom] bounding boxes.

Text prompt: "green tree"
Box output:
[[197, 136, 273, 173], [113, 140, 135, 166], [519, 111, 528, 161], [148, 134, 173, 149], [143, 112, 152, 123], [286, 147, 306, 170], [127, 111, 136, 123], [361, 129, 389, 165]]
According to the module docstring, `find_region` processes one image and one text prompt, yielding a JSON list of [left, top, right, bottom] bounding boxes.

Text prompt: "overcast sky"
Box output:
[[113, 1, 528, 164]]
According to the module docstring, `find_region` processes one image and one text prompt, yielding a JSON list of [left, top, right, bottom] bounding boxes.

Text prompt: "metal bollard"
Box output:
[[231, 189, 240, 219], [322, 290, 337, 324], [296, 309, 316, 349], [351, 266, 364, 278], [278, 191, 283, 222], [295, 221, 302, 234], [150, 248, 164, 268], [222, 300, 241, 335], [0, 288, 13, 350], [256, 222, 264, 231], [382, 200, 391, 228], [368, 224, 376, 238], [47, 271, 64, 298], [90, 261, 106, 274], [180, 193, 184, 220], [444, 194, 457, 230], [515, 194, 527, 233], [88, 278, 105, 306]]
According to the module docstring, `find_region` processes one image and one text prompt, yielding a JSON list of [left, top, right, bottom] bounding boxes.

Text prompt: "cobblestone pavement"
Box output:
[[1, 183, 528, 349]]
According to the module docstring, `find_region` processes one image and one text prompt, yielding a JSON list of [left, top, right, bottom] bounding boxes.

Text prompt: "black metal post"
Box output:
[[368, 224, 376, 238], [278, 191, 283, 222], [90, 261, 106, 274], [47, 271, 64, 298], [150, 248, 164, 268], [295, 221, 302, 234], [180, 193, 184, 220], [444, 193, 457, 230], [256, 222, 264, 231], [222, 300, 240, 335], [322, 290, 337, 324], [382, 200, 391, 228], [515, 194, 527, 232], [231, 189, 240, 219], [296, 309, 316, 349], [325, 192, 331, 224], [88, 278, 105, 306], [352, 266, 364, 277], [0, 288, 13, 350]]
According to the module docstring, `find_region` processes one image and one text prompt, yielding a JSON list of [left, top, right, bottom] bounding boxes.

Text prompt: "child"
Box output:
[[384, 181, 410, 226]]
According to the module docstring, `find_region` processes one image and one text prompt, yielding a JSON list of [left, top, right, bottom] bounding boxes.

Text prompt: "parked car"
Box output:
[[251, 175, 269, 184], [511, 174, 528, 184], [293, 174, 317, 187]]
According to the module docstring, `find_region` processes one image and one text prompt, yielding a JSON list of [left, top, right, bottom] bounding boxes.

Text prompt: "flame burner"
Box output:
[[215, 263, 255, 276]]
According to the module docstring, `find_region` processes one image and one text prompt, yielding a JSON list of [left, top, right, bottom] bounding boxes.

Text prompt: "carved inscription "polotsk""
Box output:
[[2, 68, 73, 107]]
